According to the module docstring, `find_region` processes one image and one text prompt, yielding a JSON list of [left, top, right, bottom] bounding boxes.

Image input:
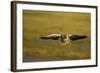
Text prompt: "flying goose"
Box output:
[[40, 34, 87, 46]]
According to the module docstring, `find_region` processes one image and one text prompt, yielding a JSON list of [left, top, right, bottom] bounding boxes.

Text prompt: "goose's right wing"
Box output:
[[40, 34, 61, 40]]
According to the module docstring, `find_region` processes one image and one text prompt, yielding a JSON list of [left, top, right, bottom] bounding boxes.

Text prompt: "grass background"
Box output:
[[23, 10, 91, 62]]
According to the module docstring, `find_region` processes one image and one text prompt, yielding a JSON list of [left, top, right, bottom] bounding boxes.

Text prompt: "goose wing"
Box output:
[[69, 34, 87, 40], [40, 34, 61, 40]]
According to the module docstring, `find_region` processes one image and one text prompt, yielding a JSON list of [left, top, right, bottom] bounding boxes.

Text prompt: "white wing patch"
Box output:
[[47, 34, 61, 37]]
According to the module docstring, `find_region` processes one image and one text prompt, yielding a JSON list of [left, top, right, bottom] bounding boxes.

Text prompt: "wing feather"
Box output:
[[69, 34, 87, 40], [40, 34, 61, 40]]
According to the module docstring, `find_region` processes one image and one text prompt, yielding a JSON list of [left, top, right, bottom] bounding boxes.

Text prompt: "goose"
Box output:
[[40, 34, 87, 46]]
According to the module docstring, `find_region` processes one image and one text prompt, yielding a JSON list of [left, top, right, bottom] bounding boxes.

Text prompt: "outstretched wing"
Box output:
[[69, 34, 87, 40], [40, 34, 61, 40]]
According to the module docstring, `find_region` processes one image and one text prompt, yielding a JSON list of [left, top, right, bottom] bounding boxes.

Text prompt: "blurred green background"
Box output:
[[23, 10, 91, 62]]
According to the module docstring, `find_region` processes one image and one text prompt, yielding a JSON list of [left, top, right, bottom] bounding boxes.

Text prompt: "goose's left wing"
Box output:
[[69, 34, 87, 40]]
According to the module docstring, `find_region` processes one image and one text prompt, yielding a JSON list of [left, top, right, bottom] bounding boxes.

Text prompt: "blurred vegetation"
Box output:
[[23, 10, 91, 62]]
